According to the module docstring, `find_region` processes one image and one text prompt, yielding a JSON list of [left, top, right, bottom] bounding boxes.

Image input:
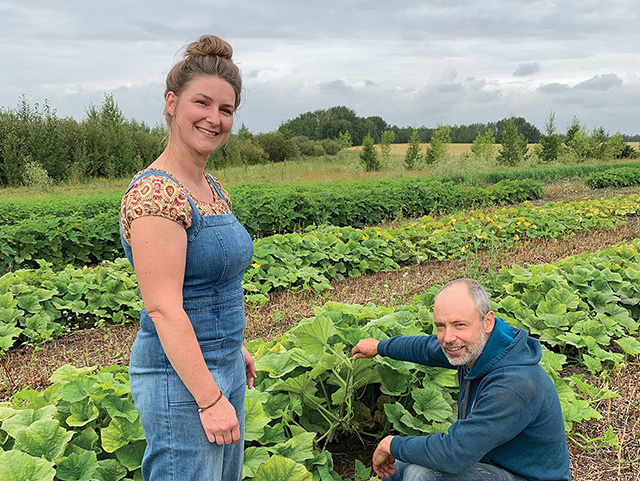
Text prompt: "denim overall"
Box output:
[[120, 169, 254, 481]]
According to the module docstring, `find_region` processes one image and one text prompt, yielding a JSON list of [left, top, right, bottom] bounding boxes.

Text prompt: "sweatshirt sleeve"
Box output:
[[378, 335, 452, 368], [388, 372, 541, 474]]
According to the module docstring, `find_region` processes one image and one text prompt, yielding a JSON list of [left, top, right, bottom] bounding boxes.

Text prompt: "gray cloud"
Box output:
[[0, 0, 639, 134], [575, 74, 623, 91], [513, 62, 541, 77]]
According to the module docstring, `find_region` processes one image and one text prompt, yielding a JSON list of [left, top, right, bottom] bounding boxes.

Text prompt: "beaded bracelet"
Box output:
[[197, 390, 224, 414]]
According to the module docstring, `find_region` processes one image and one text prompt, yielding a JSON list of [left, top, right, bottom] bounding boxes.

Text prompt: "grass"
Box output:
[[3, 144, 638, 204]]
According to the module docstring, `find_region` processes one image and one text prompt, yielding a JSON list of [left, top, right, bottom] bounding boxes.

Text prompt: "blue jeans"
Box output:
[[384, 460, 528, 481]]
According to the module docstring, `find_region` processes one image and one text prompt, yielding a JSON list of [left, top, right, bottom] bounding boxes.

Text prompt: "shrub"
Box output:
[[255, 132, 300, 163], [22, 159, 53, 189], [321, 138, 341, 156], [359, 134, 380, 171]]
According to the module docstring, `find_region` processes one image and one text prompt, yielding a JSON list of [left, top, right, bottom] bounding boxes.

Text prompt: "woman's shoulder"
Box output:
[[120, 169, 192, 242]]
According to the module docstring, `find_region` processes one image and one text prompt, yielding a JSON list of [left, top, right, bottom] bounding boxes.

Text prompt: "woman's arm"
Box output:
[[130, 215, 240, 445]]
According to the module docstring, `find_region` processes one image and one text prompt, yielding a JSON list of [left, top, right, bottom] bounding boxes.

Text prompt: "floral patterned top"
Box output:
[[120, 168, 232, 243]]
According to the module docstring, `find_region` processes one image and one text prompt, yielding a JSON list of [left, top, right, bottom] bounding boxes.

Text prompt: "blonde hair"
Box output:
[[164, 35, 242, 126]]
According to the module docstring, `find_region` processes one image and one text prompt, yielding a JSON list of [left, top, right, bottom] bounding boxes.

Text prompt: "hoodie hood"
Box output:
[[465, 317, 542, 380]]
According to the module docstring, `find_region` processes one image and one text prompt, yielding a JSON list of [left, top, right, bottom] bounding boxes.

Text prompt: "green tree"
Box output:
[[339, 131, 353, 149], [471, 130, 496, 161], [380, 130, 395, 165], [590, 126, 609, 159], [605, 132, 628, 159], [424, 125, 451, 164], [404, 129, 422, 170], [359, 134, 380, 171], [237, 124, 253, 140], [498, 117, 528, 166], [537, 111, 561, 162]]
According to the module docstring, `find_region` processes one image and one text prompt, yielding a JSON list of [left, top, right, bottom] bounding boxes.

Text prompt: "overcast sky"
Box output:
[[1, 0, 639, 135]]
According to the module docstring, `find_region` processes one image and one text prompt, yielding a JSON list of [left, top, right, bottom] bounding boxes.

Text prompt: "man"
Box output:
[[352, 278, 571, 481]]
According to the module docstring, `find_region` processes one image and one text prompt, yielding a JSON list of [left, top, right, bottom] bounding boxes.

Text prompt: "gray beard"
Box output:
[[442, 327, 487, 366]]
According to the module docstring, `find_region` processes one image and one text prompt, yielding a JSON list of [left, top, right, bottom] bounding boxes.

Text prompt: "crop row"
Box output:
[[0, 178, 542, 230], [1, 194, 639, 353], [3, 236, 637, 479], [585, 166, 640, 189], [0, 179, 542, 273], [443, 159, 640, 185], [3, 158, 640, 227]]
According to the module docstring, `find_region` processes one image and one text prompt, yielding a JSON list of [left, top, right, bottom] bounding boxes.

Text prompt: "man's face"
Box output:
[[433, 283, 494, 368]]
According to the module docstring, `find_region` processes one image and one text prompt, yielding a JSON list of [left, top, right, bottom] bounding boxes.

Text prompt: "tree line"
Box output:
[[0, 96, 637, 188]]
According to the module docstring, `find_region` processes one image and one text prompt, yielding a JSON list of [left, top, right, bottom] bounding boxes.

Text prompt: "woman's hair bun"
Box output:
[[184, 35, 233, 61]]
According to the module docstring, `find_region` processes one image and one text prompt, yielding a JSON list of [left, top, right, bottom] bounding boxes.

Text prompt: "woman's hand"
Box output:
[[372, 435, 396, 478], [243, 345, 256, 389], [199, 394, 240, 445]]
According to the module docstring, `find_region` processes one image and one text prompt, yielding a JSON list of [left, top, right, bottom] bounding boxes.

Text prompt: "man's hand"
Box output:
[[372, 435, 395, 479], [352, 338, 380, 360]]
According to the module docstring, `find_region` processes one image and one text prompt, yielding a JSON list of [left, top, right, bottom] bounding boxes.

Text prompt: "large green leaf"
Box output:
[[14, 418, 74, 461], [412, 385, 454, 423], [383, 403, 429, 436], [289, 315, 336, 359], [615, 337, 640, 355], [243, 446, 271, 478], [245, 392, 272, 443], [93, 459, 129, 481], [268, 432, 316, 464], [0, 321, 21, 350], [115, 440, 146, 471], [0, 405, 57, 438], [49, 365, 97, 384], [0, 450, 56, 481], [101, 417, 145, 453], [101, 395, 140, 424], [66, 399, 99, 427], [255, 351, 300, 378], [55, 450, 99, 481], [253, 455, 312, 481], [54, 375, 97, 403]]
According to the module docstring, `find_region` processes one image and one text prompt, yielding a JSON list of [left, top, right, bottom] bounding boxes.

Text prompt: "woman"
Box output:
[[120, 34, 256, 481]]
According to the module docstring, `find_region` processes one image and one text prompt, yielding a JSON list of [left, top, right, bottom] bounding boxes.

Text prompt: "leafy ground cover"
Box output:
[[2, 238, 639, 480], [1, 218, 639, 480], [0, 179, 542, 273], [585, 166, 640, 189], [2, 195, 640, 354]]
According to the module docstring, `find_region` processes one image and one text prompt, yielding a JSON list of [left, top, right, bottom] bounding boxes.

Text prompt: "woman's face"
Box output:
[[165, 75, 236, 157]]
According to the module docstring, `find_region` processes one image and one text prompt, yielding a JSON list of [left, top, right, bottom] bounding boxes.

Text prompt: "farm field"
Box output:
[[1, 165, 640, 480]]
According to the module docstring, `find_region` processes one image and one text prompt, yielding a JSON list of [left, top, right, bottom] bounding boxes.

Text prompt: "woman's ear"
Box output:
[[165, 91, 177, 117]]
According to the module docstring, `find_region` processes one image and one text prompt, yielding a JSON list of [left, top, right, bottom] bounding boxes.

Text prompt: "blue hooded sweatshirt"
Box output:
[[377, 318, 571, 481]]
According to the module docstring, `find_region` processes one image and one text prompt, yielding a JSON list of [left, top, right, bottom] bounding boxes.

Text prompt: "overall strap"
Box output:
[[205, 173, 231, 209]]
